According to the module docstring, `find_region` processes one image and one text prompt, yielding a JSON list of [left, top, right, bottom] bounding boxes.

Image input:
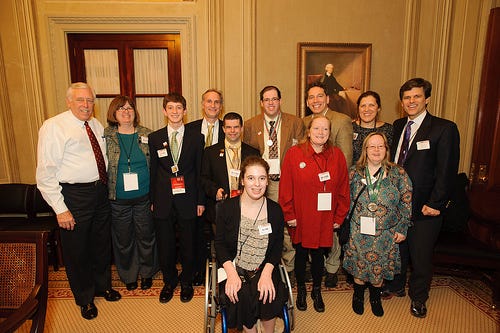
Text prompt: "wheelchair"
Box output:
[[204, 259, 295, 332]]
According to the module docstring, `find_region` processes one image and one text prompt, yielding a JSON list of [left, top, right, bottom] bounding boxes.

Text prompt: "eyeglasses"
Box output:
[[367, 145, 385, 150], [118, 106, 134, 112], [75, 98, 95, 104], [262, 97, 280, 103]]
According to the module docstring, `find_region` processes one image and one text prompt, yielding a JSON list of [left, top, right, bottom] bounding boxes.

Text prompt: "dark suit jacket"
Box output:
[[186, 118, 225, 145], [148, 125, 205, 220], [201, 142, 260, 223], [392, 112, 460, 221], [214, 197, 284, 269]]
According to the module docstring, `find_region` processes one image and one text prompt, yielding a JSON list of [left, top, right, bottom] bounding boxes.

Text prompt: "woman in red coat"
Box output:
[[279, 115, 350, 313]]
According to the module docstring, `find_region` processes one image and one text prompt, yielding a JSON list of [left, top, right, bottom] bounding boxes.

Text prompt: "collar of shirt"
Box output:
[[264, 112, 281, 125], [202, 117, 219, 134], [224, 139, 241, 150], [167, 124, 185, 138], [406, 110, 427, 135]]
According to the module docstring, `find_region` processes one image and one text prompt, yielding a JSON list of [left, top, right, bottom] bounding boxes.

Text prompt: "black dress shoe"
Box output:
[[126, 282, 138, 291], [180, 285, 194, 303], [410, 300, 427, 318], [141, 277, 153, 290], [296, 285, 307, 311], [311, 287, 325, 313], [95, 289, 122, 302], [380, 287, 406, 300], [192, 272, 204, 286], [324, 273, 338, 288], [159, 284, 174, 303], [80, 303, 98, 320]]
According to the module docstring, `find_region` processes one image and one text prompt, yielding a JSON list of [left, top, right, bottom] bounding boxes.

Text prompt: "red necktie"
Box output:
[[84, 121, 108, 184]]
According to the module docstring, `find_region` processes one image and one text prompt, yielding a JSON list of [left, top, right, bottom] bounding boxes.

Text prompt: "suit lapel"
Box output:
[[280, 113, 291, 158], [406, 113, 432, 161], [256, 114, 265, 154], [159, 128, 175, 167]]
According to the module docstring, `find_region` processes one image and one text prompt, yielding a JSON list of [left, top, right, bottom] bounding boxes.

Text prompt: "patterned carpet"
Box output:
[[16, 268, 500, 333]]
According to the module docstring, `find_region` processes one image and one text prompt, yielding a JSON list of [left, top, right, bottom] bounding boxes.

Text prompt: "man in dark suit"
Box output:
[[382, 78, 460, 318], [149, 92, 205, 304], [186, 89, 225, 285], [201, 112, 260, 226], [186, 89, 225, 147]]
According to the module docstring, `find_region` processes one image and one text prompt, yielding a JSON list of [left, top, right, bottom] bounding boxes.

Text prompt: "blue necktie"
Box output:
[[397, 120, 414, 165]]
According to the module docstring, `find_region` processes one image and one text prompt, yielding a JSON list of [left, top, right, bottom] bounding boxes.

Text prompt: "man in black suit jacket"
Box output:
[[186, 89, 225, 147], [201, 112, 260, 226], [185, 89, 225, 285], [149, 93, 205, 304], [382, 78, 460, 318]]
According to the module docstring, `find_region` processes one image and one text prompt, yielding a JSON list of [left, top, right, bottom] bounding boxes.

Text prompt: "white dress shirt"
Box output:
[[263, 113, 282, 159], [167, 124, 185, 159], [394, 110, 427, 163], [201, 118, 220, 146], [36, 110, 107, 214]]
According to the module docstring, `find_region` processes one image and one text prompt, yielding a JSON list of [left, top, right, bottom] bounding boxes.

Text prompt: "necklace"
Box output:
[[365, 166, 382, 212]]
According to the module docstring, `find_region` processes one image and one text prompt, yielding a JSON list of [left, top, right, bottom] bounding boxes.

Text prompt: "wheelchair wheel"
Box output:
[[279, 262, 295, 331], [204, 259, 217, 333]]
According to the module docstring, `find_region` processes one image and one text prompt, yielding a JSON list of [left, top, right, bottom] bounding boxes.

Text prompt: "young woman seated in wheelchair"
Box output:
[[214, 156, 287, 333]]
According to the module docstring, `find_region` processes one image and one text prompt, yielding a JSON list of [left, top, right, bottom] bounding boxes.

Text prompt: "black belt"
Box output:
[[60, 180, 105, 187], [236, 266, 260, 283]]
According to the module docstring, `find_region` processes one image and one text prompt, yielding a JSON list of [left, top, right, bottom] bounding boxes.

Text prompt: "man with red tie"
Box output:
[[36, 82, 120, 320]]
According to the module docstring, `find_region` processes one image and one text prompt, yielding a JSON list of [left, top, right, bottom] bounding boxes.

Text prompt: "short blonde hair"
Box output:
[[355, 132, 395, 173]]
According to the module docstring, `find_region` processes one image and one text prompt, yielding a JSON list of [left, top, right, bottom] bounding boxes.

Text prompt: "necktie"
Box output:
[[170, 131, 179, 164], [397, 120, 414, 165], [229, 147, 239, 191], [268, 120, 279, 181], [84, 121, 107, 184], [205, 123, 214, 148]]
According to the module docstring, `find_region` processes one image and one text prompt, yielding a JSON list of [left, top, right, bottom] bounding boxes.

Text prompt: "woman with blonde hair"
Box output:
[[343, 132, 412, 316]]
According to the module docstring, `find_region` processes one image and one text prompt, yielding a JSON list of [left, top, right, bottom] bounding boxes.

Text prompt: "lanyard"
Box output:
[[365, 167, 382, 203], [117, 132, 137, 173], [312, 150, 329, 191], [264, 114, 281, 138]]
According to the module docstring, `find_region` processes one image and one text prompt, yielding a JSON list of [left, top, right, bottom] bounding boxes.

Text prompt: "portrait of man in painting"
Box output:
[[297, 43, 372, 119]]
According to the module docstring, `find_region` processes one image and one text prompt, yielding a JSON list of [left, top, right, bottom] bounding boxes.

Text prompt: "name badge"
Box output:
[[258, 223, 272, 235], [416, 140, 430, 150], [123, 172, 139, 191], [157, 148, 168, 158], [171, 176, 186, 195], [140, 136, 148, 144], [266, 158, 280, 175], [229, 169, 241, 178], [360, 216, 376, 235], [230, 189, 241, 198], [318, 171, 331, 182], [317, 192, 332, 211]]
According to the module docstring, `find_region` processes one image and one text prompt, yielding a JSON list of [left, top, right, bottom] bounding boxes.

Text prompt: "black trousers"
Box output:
[[294, 243, 327, 288], [386, 216, 442, 303], [193, 214, 210, 275], [60, 182, 112, 306], [154, 208, 196, 288]]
